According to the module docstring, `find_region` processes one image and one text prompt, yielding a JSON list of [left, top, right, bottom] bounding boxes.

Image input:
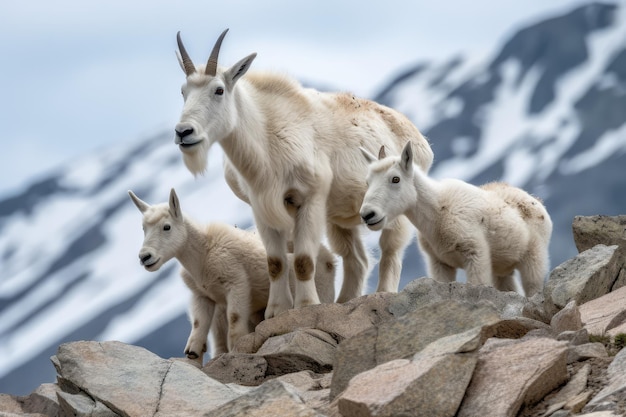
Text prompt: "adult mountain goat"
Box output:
[[173, 29, 433, 318], [360, 142, 552, 297]]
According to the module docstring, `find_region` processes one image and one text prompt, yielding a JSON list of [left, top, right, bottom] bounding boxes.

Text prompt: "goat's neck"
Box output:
[[403, 168, 441, 239], [175, 219, 209, 280], [219, 83, 270, 184]]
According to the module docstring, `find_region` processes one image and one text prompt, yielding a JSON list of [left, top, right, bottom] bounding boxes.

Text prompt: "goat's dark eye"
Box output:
[[215, 87, 224, 96], [392, 176, 400, 184], [163, 224, 171, 231]]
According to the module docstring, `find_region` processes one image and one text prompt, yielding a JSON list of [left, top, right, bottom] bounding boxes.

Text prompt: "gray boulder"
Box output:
[[234, 292, 397, 354], [57, 391, 119, 417], [209, 379, 323, 417], [389, 277, 547, 322], [544, 244, 622, 316], [457, 337, 569, 417], [54, 341, 241, 417], [203, 328, 337, 386], [550, 299, 583, 334], [257, 328, 336, 375], [330, 299, 526, 399], [579, 285, 626, 336], [336, 329, 481, 417], [572, 215, 626, 254]]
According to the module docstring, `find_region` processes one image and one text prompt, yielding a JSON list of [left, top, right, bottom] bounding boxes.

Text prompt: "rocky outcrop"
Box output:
[[572, 215, 626, 254], [544, 244, 622, 317], [3, 215, 626, 416], [573, 215, 626, 293]]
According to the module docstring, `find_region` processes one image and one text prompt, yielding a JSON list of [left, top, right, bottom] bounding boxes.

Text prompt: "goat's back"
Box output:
[[244, 72, 433, 227], [480, 182, 552, 243]]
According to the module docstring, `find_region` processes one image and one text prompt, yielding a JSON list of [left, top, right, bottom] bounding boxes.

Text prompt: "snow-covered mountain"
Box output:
[[2, 2, 626, 395]]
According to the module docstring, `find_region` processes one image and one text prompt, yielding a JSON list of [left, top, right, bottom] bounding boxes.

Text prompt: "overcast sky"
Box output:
[[0, 0, 587, 198]]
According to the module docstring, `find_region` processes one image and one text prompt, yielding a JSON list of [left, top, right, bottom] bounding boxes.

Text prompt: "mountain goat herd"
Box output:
[[129, 29, 553, 362]]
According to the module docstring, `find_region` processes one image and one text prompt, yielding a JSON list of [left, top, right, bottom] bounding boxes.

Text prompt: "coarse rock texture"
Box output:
[[572, 215, 626, 255], [458, 337, 569, 417], [3, 214, 626, 416], [544, 244, 622, 317], [579, 285, 626, 336]]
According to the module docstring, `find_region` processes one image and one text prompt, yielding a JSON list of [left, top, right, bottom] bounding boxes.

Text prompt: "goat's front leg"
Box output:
[[419, 236, 456, 282], [226, 284, 252, 351], [377, 216, 414, 292], [258, 223, 292, 319], [291, 193, 326, 309], [184, 293, 215, 364], [518, 244, 549, 297]]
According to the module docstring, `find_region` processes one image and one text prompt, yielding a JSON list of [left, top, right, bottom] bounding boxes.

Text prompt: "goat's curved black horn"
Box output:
[[206, 28, 229, 76]]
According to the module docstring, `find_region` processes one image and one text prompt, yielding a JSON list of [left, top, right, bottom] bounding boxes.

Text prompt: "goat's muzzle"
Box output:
[[360, 209, 385, 230], [139, 252, 160, 270], [361, 210, 377, 224], [174, 124, 202, 148]]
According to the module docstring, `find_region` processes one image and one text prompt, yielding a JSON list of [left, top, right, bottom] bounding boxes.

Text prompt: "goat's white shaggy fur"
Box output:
[[173, 30, 433, 318], [360, 142, 552, 296], [129, 189, 336, 363]]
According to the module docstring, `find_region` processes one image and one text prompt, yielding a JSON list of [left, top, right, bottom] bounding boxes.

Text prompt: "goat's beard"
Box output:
[[181, 143, 209, 177]]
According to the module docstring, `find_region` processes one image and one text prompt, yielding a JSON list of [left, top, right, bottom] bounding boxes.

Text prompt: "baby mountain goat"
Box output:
[[360, 142, 552, 296], [129, 189, 335, 363]]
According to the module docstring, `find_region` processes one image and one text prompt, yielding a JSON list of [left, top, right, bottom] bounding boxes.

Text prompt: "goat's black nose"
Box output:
[[175, 128, 194, 138], [361, 211, 376, 222], [139, 253, 152, 265]]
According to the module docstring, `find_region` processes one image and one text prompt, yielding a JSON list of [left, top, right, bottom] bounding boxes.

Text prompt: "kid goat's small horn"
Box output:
[[378, 145, 387, 160], [206, 28, 229, 76], [177, 32, 196, 76]]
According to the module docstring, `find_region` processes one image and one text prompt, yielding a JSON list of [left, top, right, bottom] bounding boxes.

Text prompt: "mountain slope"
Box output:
[[2, 1, 626, 395]]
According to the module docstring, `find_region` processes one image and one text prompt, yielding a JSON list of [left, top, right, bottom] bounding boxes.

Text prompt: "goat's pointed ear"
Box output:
[[378, 146, 387, 160], [359, 147, 377, 164], [169, 188, 182, 219], [401, 141, 413, 173], [225, 53, 256, 87], [128, 190, 150, 213]]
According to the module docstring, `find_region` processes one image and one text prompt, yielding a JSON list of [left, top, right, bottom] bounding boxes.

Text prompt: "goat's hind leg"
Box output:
[[211, 305, 228, 356], [463, 241, 494, 287], [494, 273, 517, 293], [518, 245, 549, 297], [328, 223, 369, 303], [185, 292, 215, 364]]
